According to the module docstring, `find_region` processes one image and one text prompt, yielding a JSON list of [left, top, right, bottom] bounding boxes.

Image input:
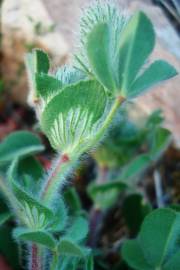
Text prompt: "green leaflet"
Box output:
[[0, 131, 44, 165], [35, 73, 62, 101], [129, 60, 178, 98], [26, 49, 50, 97], [87, 23, 117, 92], [8, 161, 54, 229], [13, 228, 56, 250], [41, 80, 107, 153], [149, 127, 171, 161], [50, 198, 68, 232], [88, 181, 126, 209], [64, 216, 89, 243], [57, 238, 90, 257], [119, 154, 151, 185], [17, 156, 44, 185], [122, 208, 180, 269], [118, 11, 155, 94], [122, 239, 152, 270]]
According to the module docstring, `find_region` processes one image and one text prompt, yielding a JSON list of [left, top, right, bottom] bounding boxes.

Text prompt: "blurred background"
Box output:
[[0, 0, 179, 269]]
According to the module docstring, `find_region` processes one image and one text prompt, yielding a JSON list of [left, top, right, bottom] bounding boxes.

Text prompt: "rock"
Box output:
[[1, 0, 68, 103]]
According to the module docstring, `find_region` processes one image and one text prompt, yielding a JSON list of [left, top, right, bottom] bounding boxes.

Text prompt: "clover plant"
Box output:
[[0, 1, 178, 270]]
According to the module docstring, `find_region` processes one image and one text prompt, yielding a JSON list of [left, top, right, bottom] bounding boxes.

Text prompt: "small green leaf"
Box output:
[[0, 131, 44, 165], [8, 161, 54, 229], [17, 156, 44, 184], [129, 60, 178, 98], [0, 212, 12, 226], [87, 23, 117, 92], [13, 228, 56, 250], [118, 11, 155, 96], [26, 49, 50, 97], [35, 73, 62, 100], [41, 80, 107, 153], [65, 216, 89, 243], [64, 187, 82, 214], [119, 154, 151, 185], [50, 198, 68, 232], [88, 181, 126, 209], [149, 128, 171, 161], [57, 238, 90, 257]]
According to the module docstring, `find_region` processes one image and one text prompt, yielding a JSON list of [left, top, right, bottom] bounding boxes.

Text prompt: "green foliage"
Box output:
[[35, 73, 62, 101], [83, 5, 177, 98], [25, 49, 50, 99], [8, 161, 54, 229], [0, 131, 44, 165], [0, 212, 12, 226], [88, 181, 126, 209], [122, 208, 180, 270], [64, 216, 88, 243], [41, 80, 107, 154], [122, 194, 152, 236], [13, 228, 56, 250], [0, 2, 178, 270], [57, 238, 90, 257]]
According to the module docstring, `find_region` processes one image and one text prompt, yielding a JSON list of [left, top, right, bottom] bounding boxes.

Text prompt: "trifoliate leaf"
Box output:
[[57, 238, 90, 257], [41, 80, 107, 154], [13, 228, 56, 250], [0, 131, 44, 165], [85, 6, 177, 98], [122, 208, 180, 270]]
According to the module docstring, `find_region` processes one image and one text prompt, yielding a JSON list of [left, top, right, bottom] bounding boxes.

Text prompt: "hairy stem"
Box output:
[[90, 96, 125, 147], [50, 254, 58, 270], [30, 244, 41, 270], [41, 96, 124, 206], [41, 154, 71, 205]]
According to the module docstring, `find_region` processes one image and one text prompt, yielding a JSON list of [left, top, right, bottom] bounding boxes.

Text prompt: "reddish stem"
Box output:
[[41, 154, 69, 200], [31, 244, 40, 270]]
